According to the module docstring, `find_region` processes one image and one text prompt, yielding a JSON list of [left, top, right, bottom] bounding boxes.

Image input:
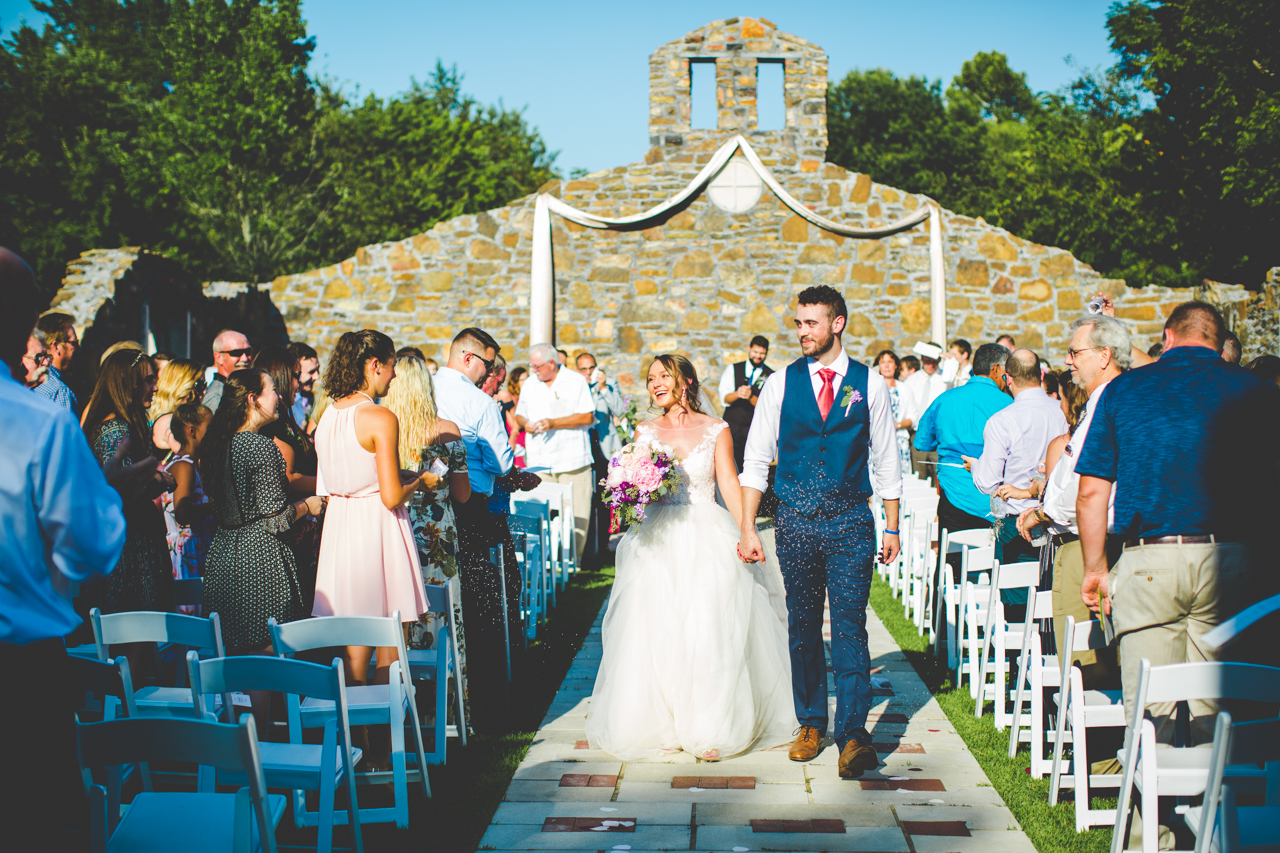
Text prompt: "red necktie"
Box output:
[[817, 368, 836, 420]]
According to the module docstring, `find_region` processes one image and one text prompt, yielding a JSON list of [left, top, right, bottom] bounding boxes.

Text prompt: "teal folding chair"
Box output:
[[91, 608, 226, 716], [513, 498, 557, 609], [507, 511, 546, 638], [78, 716, 284, 853], [188, 653, 363, 853], [407, 583, 469, 764], [269, 612, 430, 828]]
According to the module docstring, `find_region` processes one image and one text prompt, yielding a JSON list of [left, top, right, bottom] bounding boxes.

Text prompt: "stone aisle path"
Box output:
[[480, 534, 1037, 853]]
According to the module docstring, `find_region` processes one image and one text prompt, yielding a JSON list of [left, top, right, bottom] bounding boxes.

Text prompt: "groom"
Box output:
[[738, 285, 902, 779]]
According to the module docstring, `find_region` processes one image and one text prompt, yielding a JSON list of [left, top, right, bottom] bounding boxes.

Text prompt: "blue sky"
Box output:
[[2, 0, 1120, 174]]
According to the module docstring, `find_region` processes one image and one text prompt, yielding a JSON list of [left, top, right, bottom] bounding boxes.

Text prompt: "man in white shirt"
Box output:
[[516, 342, 596, 561], [902, 346, 948, 481], [940, 338, 972, 388], [718, 335, 774, 472], [1020, 315, 1129, 679], [972, 348, 1069, 569], [738, 285, 902, 779], [1, 247, 130, 839]]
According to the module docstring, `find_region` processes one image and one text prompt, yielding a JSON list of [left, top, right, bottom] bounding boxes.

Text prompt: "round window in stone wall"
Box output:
[[707, 158, 763, 214]]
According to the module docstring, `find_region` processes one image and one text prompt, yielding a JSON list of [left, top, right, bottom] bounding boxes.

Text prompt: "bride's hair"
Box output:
[[648, 353, 704, 415]]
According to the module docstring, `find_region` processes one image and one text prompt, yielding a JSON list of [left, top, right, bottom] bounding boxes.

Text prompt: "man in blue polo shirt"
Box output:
[[1077, 301, 1280, 728], [914, 342, 1012, 535]]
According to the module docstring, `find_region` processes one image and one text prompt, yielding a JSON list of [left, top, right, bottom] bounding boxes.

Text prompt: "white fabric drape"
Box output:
[[529, 134, 943, 347]]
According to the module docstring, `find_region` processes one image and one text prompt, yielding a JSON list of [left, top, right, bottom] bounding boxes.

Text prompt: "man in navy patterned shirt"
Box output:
[[33, 312, 79, 412]]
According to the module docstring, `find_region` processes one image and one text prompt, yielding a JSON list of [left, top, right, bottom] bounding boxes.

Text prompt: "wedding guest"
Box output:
[[971, 349, 1068, 617], [22, 328, 49, 388], [1043, 370, 1060, 399], [1021, 314, 1130, 687], [202, 329, 252, 413], [81, 349, 172, 619], [874, 349, 912, 476], [942, 338, 973, 387], [396, 345, 425, 361], [1247, 354, 1280, 387], [481, 353, 507, 397], [484, 360, 537, 642], [996, 334, 1016, 351], [381, 357, 471, 712], [515, 342, 596, 560], [0, 248, 125, 841], [914, 343, 1011, 538], [717, 335, 774, 472], [255, 344, 323, 608], [158, 401, 214, 608], [502, 366, 528, 467], [1221, 331, 1242, 364], [100, 340, 143, 364], [149, 358, 206, 454], [577, 350, 627, 561], [34, 312, 79, 411], [151, 351, 174, 373], [200, 368, 322, 736], [313, 331, 435, 706], [424, 357, 438, 376], [1077, 302, 1280, 732], [288, 341, 320, 431], [903, 344, 947, 481]]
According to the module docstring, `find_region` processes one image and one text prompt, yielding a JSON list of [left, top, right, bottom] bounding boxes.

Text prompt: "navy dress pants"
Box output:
[[774, 501, 877, 751]]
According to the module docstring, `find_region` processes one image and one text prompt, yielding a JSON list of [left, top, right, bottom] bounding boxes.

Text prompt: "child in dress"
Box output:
[[160, 401, 214, 611]]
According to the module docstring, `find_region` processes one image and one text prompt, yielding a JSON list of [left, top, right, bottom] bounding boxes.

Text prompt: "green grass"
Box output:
[[311, 564, 616, 853], [868, 573, 1115, 853]]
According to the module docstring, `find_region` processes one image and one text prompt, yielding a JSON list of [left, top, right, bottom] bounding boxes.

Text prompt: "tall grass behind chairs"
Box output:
[[406, 582, 469, 764], [269, 611, 430, 828], [1183, 712, 1280, 853], [1110, 660, 1280, 853], [187, 653, 363, 853], [91, 608, 226, 718], [78, 715, 284, 853]]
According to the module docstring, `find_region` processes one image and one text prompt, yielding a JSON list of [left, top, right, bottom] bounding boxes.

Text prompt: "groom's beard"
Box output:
[[800, 330, 836, 358]]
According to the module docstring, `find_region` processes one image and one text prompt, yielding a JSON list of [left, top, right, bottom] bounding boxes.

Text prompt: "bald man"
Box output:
[[202, 329, 252, 413], [972, 348, 1068, 600]]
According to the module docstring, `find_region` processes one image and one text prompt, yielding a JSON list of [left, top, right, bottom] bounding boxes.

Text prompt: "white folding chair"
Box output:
[[953, 542, 995, 694], [1184, 712, 1280, 853], [974, 560, 1039, 729], [406, 582, 468, 764], [939, 528, 993, 671], [522, 487, 568, 598], [513, 498, 555, 612], [269, 612, 431, 828], [1007, 590, 1061, 777], [1050, 615, 1126, 832], [509, 504, 549, 635], [1110, 660, 1280, 853], [188, 653, 363, 853], [91, 608, 226, 718], [78, 716, 284, 853]]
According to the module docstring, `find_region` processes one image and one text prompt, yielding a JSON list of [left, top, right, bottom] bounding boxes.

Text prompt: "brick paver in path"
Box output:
[[482, 528, 1036, 852]]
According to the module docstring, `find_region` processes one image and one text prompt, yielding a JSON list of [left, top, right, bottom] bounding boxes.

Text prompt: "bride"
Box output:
[[585, 354, 796, 761]]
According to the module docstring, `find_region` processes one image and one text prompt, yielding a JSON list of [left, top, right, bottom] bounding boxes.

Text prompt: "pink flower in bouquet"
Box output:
[[631, 457, 663, 492]]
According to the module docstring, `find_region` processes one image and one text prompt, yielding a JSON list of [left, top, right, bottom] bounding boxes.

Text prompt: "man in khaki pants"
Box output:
[[1076, 301, 1279, 728], [516, 342, 597, 562]]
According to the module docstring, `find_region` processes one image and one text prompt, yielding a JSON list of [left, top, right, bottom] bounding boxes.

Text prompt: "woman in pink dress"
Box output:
[[313, 330, 441, 695]]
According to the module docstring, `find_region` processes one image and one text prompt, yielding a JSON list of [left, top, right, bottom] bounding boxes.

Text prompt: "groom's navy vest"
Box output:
[[775, 357, 872, 517]]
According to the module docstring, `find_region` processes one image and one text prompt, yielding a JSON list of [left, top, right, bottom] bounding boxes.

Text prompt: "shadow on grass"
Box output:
[[868, 573, 1116, 853], [279, 565, 616, 853]]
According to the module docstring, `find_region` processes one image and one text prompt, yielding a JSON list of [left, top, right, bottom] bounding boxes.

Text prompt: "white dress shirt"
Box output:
[[0, 372, 126, 644], [434, 366, 514, 496], [717, 360, 768, 403], [515, 365, 595, 473], [1041, 381, 1117, 533], [972, 385, 1069, 515], [741, 348, 903, 501]]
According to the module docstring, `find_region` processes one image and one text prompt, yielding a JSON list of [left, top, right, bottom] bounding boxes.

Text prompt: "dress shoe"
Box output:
[[788, 725, 823, 761], [838, 741, 879, 779]]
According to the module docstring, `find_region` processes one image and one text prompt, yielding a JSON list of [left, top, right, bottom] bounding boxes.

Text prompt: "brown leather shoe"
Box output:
[[788, 726, 824, 761], [838, 741, 879, 779]]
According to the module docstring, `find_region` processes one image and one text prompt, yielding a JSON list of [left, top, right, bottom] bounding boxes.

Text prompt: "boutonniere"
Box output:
[[841, 386, 863, 416]]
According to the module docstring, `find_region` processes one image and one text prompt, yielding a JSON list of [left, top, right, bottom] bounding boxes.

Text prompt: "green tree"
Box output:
[[315, 63, 558, 259]]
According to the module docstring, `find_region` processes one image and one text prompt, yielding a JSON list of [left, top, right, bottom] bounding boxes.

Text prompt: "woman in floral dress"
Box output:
[[382, 356, 471, 713]]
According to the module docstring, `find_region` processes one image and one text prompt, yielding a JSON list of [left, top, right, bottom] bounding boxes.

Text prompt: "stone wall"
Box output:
[[48, 18, 1278, 397]]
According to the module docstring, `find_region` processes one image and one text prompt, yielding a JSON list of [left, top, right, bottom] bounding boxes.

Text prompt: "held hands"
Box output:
[[737, 528, 765, 563]]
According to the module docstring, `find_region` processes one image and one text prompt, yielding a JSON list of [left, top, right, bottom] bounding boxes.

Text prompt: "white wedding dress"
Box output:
[[585, 419, 797, 760]]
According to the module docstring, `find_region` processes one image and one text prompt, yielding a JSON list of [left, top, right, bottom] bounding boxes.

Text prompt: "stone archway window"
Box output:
[[708, 158, 763, 214]]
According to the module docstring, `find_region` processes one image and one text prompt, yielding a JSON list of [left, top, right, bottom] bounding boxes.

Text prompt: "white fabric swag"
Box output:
[[530, 134, 946, 348]]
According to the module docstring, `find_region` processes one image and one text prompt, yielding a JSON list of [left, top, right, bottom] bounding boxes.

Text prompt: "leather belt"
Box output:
[[1124, 534, 1215, 549], [1052, 532, 1079, 546]]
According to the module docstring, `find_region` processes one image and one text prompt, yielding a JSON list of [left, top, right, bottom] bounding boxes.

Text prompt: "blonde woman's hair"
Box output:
[[309, 384, 331, 428], [149, 358, 205, 422], [381, 356, 439, 468]]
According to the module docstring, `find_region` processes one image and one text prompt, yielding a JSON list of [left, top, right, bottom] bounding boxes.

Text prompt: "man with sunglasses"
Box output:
[[201, 329, 253, 414], [33, 312, 79, 411], [22, 329, 50, 389]]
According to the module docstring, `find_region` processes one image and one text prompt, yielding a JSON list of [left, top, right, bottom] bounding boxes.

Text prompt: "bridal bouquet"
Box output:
[[600, 442, 680, 531]]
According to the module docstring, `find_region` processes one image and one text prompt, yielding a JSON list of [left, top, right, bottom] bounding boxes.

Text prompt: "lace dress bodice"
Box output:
[[633, 419, 727, 507]]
